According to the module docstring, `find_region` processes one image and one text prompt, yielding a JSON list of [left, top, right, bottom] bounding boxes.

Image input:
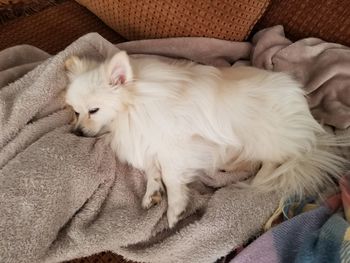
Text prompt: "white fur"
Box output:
[[65, 52, 347, 228]]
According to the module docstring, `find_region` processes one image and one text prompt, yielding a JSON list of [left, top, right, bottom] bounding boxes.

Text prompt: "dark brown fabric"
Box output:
[[254, 0, 350, 46], [66, 251, 132, 263], [0, 0, 126, 54], [68, 252, 133, 263], [76, 0, 270, 41]]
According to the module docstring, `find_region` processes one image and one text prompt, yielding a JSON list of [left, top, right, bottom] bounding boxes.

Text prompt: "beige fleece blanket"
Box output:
[[1, 26, 349, 263]]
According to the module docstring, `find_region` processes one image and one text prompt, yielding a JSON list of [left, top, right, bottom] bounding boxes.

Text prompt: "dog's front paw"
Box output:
[[142, 179, 164, 209]]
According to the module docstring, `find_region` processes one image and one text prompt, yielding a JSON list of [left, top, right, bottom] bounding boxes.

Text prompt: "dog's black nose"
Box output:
[[73, 128, 84, 137]]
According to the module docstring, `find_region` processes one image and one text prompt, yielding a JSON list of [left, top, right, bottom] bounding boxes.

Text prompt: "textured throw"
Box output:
[[1, 26, 349, 263], [230, 176, 350, 263]]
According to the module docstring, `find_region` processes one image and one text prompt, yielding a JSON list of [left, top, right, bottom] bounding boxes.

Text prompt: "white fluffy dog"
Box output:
[[64, 51, 346, 228]]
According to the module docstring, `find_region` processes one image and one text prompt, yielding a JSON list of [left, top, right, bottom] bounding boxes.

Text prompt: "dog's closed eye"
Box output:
[[89, 108, 99, 114], [74, 111, 79, 118]]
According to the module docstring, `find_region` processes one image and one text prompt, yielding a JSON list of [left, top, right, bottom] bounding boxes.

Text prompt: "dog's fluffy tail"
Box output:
[[249, 133, 349, 200]]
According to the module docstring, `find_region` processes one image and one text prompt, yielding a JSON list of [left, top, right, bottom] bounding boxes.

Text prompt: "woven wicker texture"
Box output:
[[254, 0, 350, 46], [76, 0, 270, 41], [0, 0, 126, 54], [0, 0, 63, 24], [0, 0, 36, 4], [0, 0, 57, 7]]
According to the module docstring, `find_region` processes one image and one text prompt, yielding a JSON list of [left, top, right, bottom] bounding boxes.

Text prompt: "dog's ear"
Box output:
[[107, 51, 133, 86], [64, 56, 85, 79]]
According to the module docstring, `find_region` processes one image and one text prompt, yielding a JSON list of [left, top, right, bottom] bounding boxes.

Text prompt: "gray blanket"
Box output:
[[0, 26, 349, 263]]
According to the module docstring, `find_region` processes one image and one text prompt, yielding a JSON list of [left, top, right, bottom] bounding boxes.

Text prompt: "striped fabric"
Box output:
[[229, 175, 350, 263]]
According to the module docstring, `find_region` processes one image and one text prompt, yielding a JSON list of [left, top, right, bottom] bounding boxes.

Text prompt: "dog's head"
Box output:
[[64, 51, 133, 137]]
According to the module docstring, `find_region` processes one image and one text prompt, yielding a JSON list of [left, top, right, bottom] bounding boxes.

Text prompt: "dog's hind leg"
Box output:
[[161, 167, 189, 228]]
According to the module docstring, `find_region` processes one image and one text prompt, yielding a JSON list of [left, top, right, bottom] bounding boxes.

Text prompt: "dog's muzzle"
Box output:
[[72, 127, 84, 137]]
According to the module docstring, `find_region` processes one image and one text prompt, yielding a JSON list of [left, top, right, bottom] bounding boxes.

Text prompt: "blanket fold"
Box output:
[[252, 25, 350, 129]]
